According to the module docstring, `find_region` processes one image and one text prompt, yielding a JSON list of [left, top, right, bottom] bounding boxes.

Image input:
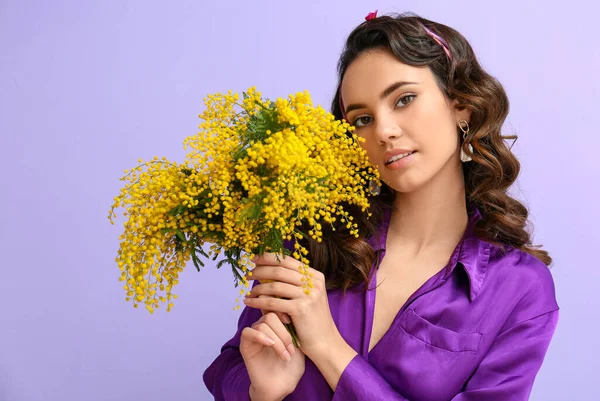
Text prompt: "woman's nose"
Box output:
[[373, 113, 402, 144]]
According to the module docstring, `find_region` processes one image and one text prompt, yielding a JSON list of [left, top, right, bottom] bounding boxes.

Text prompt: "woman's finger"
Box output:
[[250, 281, 305, 300], [244, 295, 293, 316], [252, 252, 303, 271], [241, 326, 276, 347], [251, 313, 295, 361], [258, 294, 292, 324], [261, 312, 295, 357], [247, 266, 304, 287]]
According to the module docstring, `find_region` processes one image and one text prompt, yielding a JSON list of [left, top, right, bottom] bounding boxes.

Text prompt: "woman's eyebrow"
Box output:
[[344, 81, 420, 115]]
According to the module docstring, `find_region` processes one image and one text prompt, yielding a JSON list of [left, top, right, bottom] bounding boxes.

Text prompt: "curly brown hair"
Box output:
[[298, 12, 551, 295]]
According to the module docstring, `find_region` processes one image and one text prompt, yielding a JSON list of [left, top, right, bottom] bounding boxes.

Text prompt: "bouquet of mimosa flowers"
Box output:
[[108, 87, 380, 346]]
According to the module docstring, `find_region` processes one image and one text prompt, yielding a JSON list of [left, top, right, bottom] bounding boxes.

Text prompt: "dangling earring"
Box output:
[[458, 120, 473, 163], [368, 179, 381, 196]]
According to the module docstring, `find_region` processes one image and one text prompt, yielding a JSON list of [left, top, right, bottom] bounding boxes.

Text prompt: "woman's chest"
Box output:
[[292, 270, 502, 401], [370, 305, 485, 400], [333, 272, 491, 401], [368, 257, 448, 353]]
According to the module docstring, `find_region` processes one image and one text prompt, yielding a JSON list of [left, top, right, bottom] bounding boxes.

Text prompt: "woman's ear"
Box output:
[[451, 99, 472, 124]]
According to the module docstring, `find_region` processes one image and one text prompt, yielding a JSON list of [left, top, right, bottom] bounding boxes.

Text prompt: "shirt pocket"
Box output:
[[399, 309, 482, 353]]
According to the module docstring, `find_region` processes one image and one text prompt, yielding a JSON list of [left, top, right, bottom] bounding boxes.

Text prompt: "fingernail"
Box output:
[[287, 343, 295, 356], [282, 350, 291, 361], [282, 315, 291, 324]]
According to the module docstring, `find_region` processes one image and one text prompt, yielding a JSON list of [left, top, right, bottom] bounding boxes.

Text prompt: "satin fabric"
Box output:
[[203, 206, 559, 400]]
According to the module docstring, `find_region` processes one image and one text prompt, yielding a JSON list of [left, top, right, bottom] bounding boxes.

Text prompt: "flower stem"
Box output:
[[283, 322, 300, 349]]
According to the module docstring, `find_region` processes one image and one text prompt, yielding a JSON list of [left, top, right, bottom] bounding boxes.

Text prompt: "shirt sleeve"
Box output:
[[332, 310, 559, 401], [203, 287, 263, 401]]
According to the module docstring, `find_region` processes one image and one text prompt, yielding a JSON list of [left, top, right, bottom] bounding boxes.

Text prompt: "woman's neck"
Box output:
[[388, 167, 468, 254]]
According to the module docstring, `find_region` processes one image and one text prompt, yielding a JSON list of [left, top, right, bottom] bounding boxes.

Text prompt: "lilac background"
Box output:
[[1, 0, 598, 400]]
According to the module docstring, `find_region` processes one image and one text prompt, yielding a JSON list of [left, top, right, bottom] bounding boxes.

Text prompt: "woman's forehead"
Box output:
[[341, 52, 432, 100]]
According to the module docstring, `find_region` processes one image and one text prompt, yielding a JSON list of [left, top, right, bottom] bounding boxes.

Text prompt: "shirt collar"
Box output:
[[368, 203, 491, 301]]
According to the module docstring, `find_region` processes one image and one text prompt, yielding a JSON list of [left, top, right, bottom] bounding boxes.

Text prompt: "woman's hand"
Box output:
[[243, 253, 341, 358], [240, 312, 305, 401]]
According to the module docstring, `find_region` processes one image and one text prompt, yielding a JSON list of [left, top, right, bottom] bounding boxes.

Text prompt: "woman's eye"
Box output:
[[396, 94, 416, 107], [351, 95, 415, 128], [353, 116, 372, 128]]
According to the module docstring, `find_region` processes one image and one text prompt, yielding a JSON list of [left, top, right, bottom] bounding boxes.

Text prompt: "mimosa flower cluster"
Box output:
[[108, 87, 379, 315]]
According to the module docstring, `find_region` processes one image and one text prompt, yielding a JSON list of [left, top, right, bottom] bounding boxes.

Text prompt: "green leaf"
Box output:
[[191, 252, 200, 271], [246, 203, 262, 220], [175, 229, 186, 242], [232, 266, 244, 287], [262, 226, 283, 254], [196, 246, 209, 259], [232, 145, 248, 161], [167, 205, 186, 217], [174, 238, 184, 252], [237, 195, 264, 223], [191, 252, 204, 272], [255, 164, 271, 178]]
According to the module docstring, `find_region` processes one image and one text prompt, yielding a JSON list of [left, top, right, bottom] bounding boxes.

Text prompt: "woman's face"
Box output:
[[340, 48, 470, 194]]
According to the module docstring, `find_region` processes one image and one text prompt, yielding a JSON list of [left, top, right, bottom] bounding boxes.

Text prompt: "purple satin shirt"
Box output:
[[203, 206, 559, 400]]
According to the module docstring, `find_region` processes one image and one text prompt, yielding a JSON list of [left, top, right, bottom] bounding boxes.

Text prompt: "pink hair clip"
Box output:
[[422, 25, 452, 60], [365, 10, 378, 21]]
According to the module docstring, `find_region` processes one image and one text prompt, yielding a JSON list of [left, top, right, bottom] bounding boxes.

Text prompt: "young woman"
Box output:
[[203, 12, 559, 401]]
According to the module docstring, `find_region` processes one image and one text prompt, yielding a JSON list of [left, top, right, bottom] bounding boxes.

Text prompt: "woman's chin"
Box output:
[[383, 177, 423, 194]]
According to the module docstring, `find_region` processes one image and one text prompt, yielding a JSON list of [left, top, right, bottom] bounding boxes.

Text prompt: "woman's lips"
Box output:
[[384, 151, 416, 170]]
